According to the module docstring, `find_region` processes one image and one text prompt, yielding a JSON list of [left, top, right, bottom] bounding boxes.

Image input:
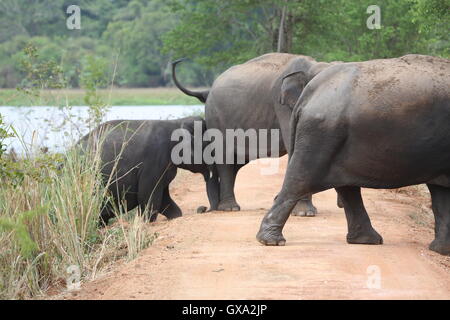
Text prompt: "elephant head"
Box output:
[[172, 116, 220, 211]]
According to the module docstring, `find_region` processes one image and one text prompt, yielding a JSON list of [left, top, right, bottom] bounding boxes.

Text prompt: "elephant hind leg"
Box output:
[[216, 163, 242, 211], [427, 184, 450, 255], [138, 181, 165, 222], [335, 186, 382, 245], [99, 187, 139, 226], [99, 204, 115, 227], [291, 194, 317, 217], [160, 187, 182, 220]]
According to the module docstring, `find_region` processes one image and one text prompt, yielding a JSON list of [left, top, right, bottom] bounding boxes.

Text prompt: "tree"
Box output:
[[104, 0, 176, 86]]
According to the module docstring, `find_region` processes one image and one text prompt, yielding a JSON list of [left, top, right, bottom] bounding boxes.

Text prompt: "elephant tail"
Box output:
[[171, 58, 209, 103]]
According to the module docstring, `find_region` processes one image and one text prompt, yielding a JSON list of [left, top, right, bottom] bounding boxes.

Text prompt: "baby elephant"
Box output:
[[79, 116, 219, 225]]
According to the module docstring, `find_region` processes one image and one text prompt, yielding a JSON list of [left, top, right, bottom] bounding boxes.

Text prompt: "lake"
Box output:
[[0, 105, 204, 153]]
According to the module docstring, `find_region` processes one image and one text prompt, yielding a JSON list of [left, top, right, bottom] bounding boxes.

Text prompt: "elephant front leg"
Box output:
[[427, 184, 450, 255], [257, 194, 298, 246], [335, 186, 383, 245], [216, 164, 240, 211], [291, 194, 317, 217], [257, 153, 310, 245]]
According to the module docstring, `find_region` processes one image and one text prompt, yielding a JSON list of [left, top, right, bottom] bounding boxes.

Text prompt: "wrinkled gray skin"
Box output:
[[256, 54, 450, 256], [173, 53, 338, 216], [79, 117, 219, 225]]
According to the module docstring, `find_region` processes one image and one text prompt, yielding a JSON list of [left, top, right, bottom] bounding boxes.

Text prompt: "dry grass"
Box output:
[[0, 139, 155, 299]]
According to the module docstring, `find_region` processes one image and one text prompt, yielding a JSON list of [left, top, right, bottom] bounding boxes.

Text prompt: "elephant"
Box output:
[[79, 116, 219, 225], [256, 54, 450, 255], [172, 53, 339, 215]]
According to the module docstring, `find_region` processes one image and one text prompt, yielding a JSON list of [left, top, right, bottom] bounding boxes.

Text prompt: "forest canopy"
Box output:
[[0, 0, 448, 88]]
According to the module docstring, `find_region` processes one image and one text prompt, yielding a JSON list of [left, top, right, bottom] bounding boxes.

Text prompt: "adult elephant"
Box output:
[[172, 53, 338, 215], [79, 117, 219, 225], [256, 54, 450, 255]]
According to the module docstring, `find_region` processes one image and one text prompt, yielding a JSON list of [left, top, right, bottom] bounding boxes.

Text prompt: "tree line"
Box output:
[[0, 0, 448, 88]]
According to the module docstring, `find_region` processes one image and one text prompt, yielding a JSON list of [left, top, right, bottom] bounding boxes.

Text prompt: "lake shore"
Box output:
[[0, 88, 206, 107]]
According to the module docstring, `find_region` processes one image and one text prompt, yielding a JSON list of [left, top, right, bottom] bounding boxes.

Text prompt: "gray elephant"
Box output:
[[172, 53, 338, 215], [256, 54, 450, 255], [79, 116, 219, 225]]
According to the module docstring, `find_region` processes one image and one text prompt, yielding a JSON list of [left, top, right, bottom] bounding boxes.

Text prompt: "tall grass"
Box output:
[[0, 138, 155, 299], [0, 44, 156, 299]]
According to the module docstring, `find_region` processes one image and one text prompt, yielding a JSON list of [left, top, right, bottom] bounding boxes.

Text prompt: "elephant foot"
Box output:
[[217, 199, 240, 211], [347, 227, 383, 245], [337, 195, 344, 208], [148, 210, 159, 222], [429, 239, 450, 255], [256, 225, 286, 246], [291, 199, 317, 217], [196, 206, 208, 213]]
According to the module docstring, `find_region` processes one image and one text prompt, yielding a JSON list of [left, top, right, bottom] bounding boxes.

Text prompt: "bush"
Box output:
[[0, 141, 155, 299]]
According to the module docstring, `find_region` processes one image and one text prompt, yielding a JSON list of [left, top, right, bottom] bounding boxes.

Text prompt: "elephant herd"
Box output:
[[81, 53, 450, 256]]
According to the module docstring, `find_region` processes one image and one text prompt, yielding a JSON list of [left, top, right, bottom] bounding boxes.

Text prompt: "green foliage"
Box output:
[[163, 0, 281, 71], [0, 141, 155, 299], [80, 55, 110, 126], [104, 0, 176, 86], [0, 0, 448, 88], [0, 207, 47, 259], [0, 114, 13, 158], [18, 44, 66, 97]]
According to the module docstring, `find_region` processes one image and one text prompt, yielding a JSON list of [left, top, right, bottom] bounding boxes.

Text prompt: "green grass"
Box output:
[[0, 88, 203, 106]]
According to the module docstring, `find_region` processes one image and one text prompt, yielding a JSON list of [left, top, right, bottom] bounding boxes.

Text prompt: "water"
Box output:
[[0, 105, 204, 153]]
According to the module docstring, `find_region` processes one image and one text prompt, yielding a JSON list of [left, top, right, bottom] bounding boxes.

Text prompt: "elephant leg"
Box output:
[[216, 164, 240, 211], [337, 193, 344, 208], [291, 194, 318, 217], [99, 203, 115, 227], [276, 107, 319, 217], [160, 187, 182, 220], [139, 185, 164, 222], [426, 184, 450, 255], [138, 176, 165, 222], [205, 165, 220, 211], [138, 165, 177, 222], [99, 185, 139, 226], [335, 186, 383, 245], [257, 117, 347, 246], [256, 149, 328, 245]]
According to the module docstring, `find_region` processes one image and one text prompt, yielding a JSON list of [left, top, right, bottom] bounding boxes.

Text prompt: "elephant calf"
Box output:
[[79, 117, 219, 225]]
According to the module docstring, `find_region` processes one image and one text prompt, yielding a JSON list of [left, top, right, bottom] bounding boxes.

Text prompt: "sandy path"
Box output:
[[70, 156, 450, 300]]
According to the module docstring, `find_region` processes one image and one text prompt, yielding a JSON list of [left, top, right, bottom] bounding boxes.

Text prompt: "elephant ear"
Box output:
[[279, 71, 307, 108]]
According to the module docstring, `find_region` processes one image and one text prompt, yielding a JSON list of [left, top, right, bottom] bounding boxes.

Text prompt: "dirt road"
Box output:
[[71, 156, 450, 300]]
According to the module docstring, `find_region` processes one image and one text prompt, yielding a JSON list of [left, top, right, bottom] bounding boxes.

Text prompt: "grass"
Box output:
[[0, 88, 204, 107], [0, 138, 155, 299]]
